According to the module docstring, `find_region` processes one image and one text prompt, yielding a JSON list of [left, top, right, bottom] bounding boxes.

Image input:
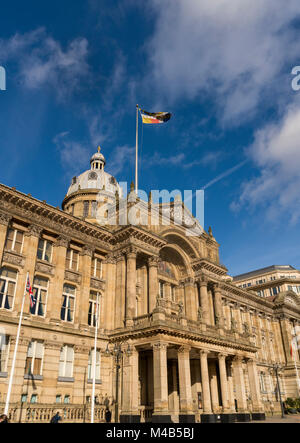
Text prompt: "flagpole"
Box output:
[[91, 292, 100, 423], [4, 272, 29, 416], [135, 104, 139, 195]]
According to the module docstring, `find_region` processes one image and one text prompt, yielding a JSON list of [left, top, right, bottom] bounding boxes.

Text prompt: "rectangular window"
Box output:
[[0, 334, 10, 372], [88, 291, 99, 327], [88, 349, 100, 380], [159, 282, 164, 298], [61, 284, 76, 323], [30, 394, 38, 404], [64, 395, 70, 404], [25, 341, 44, 376], [31, 276, 48, 317], [37, 239, 53, 263], [5, 228, 24, 254], [91, 257, 103, 279], [59, 345, 74, 378], [91, 201, 97, 218], [56, 395, 62, 404], [66, 249, 79, 272], [171, 285, 176, 302], [0, 267, 17, 310], [83, 201, 89, 218]]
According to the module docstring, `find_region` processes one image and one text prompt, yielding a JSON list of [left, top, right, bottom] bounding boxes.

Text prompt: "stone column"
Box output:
[[148, 256, 159, 313], [247, 359, 265, 419], [199, 350, 214, 422], [279, 315, 294, 365], [141, 264, 148, 315], [115, 253, 126, 328], [227, 360, 236, 413], [48, 236, 69, 322], [177, 346, 194, 422], [42, 341, 62, 403], [6, 337, 30, 404], [104, 253, 116, 331], [209, 361, 220, 413], [73, 344, 94, 405], [184, 278, 197, 321], [120, 347, 140, 423], [0, 213, 11, 263], [218, 354, 230, 413], [199, 279, 210, 325], [213, 284, 224, 327], [152, 342, 171, 423], [232, 356, 250, 421], [14, 225, 42, 313], [125, 248, 137, 326], [77, 247, 93, 327], [171, 360, 180, 414]]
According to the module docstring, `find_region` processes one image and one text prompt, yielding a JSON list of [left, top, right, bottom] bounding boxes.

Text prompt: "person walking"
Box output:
[[50, 412, 62, 424], [0, 414, 9, 423], [105, 407, 112, 423]]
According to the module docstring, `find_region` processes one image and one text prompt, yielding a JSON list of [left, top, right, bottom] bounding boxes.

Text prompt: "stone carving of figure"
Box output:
[[178, 302, 184, 315], [198, 306, 203, 321]]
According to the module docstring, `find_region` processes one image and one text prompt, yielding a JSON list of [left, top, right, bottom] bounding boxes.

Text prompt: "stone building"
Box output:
[[0, 147, 299, 423]]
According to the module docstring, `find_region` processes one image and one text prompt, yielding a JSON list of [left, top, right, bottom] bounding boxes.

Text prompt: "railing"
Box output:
[[0, 403, 107, 423]]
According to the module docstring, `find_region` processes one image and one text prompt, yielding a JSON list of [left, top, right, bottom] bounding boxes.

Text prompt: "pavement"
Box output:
[[249, 415, 300, 423]]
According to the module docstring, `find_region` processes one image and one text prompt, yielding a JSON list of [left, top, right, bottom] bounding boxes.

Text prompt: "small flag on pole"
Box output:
[[26, 275, 35, 309], [140, 109, 172, 124]]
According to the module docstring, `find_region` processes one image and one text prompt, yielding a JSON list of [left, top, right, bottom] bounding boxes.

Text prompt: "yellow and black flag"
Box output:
[[140, 109, 172, 124]]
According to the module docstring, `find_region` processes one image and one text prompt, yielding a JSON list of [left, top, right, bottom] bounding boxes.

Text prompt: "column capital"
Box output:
[[184, 277, 194, 286], [55, 235, 69, 248], [152, 342, 168, 352], [115, 251, 126, 263], [0, 212, 12, 226], [199, 349, 209, 357], [104, 253, 116, 264], [148, 255, 160, 267], [218, 352, 228, 360], [233, 355, 245, 364], [178, 345, 191, 354], [79, 246, 94, 257], [125, 246, 138, 259], [25, 224, 43, 238]]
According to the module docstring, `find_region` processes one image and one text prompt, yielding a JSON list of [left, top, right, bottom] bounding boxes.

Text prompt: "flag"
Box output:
[[26, 275, 35, 309], [140, 110, 172, 124]]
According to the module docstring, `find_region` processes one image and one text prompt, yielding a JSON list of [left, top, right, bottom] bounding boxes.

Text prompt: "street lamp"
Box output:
[[270, 363, 285, 419], [105, 342, 132, 423]]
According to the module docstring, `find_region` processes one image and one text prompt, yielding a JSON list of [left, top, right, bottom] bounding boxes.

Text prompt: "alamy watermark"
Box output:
[[0, 66, 6, 90], [94, 183, 205, 237]]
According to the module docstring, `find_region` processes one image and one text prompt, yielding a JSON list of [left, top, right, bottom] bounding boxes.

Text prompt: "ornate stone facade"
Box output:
[[0, 149, 299, 423]]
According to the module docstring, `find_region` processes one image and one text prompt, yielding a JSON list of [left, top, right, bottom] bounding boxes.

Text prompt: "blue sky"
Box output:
[[1, 0, 300, 276]]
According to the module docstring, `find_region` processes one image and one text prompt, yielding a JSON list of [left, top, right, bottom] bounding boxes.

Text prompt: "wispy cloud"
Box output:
[[0, 27, 90, 101], [147, 0, 300, 124], [232, 105, 300, 223]]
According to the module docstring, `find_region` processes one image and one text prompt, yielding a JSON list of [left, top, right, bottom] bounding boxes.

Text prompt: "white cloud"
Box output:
[[0, 28, 90, 100], [54, 132, 91, 176], [147, 0, 300, 123], [234, 106, 300, 222]]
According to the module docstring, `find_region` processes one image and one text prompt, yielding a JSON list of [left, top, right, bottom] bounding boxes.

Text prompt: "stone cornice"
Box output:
[[0, 184, 113, 250], [112, 225, 167, 251], [192, 258, 228, 276]]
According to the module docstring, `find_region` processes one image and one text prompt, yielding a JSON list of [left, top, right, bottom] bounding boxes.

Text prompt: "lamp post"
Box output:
[[105, 342, 132, 423], [270, 363, 285, 419]]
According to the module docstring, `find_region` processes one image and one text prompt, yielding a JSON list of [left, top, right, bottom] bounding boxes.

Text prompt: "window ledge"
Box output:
[[0, 372, 8, 378], [87, 379, 102, 385], [24, 374, 44, 381], [57, 377, 75, 383]]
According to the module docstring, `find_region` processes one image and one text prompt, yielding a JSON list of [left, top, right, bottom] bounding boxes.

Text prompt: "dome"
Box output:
[[66, 147, 122, 197], [90, 150, 106, 165]]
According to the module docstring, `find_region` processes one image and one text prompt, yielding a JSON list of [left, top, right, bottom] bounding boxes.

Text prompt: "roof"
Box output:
[[233, 265, 297, 281]]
